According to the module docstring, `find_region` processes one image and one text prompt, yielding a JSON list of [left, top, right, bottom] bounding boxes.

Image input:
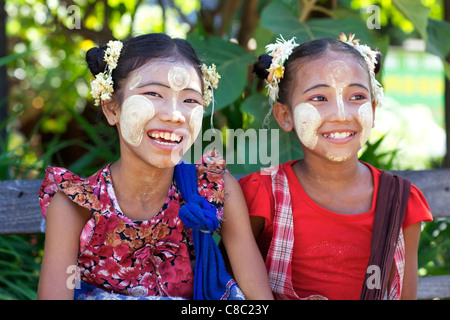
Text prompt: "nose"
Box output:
[[160, 107, 186, 123], [327, 98, 353, 122], [159, 96, 187, 123]]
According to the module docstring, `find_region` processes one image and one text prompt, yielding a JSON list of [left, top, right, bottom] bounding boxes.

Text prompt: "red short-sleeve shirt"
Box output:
[[239, 160, 433, 300]]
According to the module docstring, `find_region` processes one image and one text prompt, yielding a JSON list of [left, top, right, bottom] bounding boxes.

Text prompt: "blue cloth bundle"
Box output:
[[174, 161, 244, 300]]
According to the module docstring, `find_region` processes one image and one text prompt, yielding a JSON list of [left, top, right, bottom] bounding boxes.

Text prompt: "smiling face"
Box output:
[[104, 59, 204, 168], [277, 51, 375, 163]]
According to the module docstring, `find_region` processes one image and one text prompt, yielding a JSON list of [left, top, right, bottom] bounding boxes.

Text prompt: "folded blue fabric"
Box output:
[[174, 161, 244, 300]]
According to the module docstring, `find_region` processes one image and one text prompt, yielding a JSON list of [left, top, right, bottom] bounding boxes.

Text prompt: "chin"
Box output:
[[326, 152, 353, 162]]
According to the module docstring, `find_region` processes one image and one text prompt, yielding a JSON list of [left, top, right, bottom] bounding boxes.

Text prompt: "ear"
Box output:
[[102, 99, 120, 126], [273, 102, 294, 132]]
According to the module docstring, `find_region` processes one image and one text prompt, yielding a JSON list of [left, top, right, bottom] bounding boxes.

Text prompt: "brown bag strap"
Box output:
[[360, 171, 411, 300]]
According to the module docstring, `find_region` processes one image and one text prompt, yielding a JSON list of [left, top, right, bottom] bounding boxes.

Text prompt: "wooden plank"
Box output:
[[418, 275, 450, 300], [0, 179, 44, 235], [391, 169, 450, 218], [0, 169, 449, 235]]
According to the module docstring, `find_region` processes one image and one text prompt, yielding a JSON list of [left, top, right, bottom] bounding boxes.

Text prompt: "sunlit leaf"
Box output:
[[260, 2, 373, 45], [392, 0, 430, 40]]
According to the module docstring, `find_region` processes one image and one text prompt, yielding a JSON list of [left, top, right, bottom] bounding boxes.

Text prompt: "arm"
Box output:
[[400, 222, 421, 300], [37, 192, 91, 300], [388, 221, 421, 300], [219, 172, 274, 300]]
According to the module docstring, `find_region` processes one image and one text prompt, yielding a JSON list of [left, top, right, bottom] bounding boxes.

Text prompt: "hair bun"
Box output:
[[252, 54, 273, 80], [86, 46, 107, 76]]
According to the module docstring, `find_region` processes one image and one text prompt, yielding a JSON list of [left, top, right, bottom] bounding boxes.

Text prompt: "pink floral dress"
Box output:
[[39, 151, 226, 299]]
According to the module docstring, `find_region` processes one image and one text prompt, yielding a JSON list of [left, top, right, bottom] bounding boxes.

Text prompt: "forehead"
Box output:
[[294, 51, 369, 88], [128, 59, 202, 88]]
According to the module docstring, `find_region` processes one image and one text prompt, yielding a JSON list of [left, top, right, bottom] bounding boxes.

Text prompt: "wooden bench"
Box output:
[[1, 169, 449, 300]]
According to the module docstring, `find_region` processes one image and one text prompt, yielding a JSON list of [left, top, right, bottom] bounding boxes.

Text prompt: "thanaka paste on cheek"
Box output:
[[120, 95, 155, 147], [358, 102, 373, 147], [189, 105, 204, 144], [293, 103, 322, 150]]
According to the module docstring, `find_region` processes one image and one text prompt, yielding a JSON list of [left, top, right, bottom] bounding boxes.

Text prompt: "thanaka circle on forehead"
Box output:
[[168, 66, 191, 91], [120, 95, 155, 147]]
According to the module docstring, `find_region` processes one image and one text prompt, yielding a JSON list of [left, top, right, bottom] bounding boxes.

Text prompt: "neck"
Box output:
[[110, 157, 174, 205], [297, 153, 365, 188]]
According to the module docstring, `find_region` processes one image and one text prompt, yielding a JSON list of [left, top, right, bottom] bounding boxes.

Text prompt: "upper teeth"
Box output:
[[149, 131, 182, 142], [323, 132, 353, 139]]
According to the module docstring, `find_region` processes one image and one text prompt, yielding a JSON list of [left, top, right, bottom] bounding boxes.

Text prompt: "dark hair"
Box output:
[[253, 38, 382, 105], [86, 33, 203, 103]]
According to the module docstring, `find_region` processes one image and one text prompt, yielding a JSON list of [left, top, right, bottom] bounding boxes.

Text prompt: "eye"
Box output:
[[350, 94, 367, 101], [310, 95, 327, 102], [145, 92, 162, 98], [184, 98, 201, 104]]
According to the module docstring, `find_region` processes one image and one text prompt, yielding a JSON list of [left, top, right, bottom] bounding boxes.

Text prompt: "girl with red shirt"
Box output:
[[239, 34, 432, 300]]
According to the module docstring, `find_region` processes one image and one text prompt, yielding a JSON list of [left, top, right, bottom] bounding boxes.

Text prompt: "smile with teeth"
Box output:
[[322, 132, 356, 140], [148, 131, 182, 146]]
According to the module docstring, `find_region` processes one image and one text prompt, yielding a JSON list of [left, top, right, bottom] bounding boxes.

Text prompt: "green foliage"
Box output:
[[358, 135, 397, 170], [0, 234, 44, 300]]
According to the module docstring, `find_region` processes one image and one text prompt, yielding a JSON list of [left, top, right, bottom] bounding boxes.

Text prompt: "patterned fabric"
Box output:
[[265, 165, 404, 300], [39, 151, 226, 299], [264, 166, 326, 300], [389, 229, 405, 300], [75, 281, 185, 300]]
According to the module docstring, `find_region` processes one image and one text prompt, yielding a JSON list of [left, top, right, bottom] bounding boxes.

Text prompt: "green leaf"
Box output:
[[187, 34, 255, 113], [426, 18, 450, 59], [425, 18, 450, 80], [0, 50, 33, 67], [260, 2, 373, 45], [392, 0, 430, 41], [241, 92, 271, 129]]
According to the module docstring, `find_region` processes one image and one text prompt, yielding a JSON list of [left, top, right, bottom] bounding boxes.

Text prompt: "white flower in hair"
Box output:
[[338, 33, 384, 108], [201, 63, 221, 108], [264, 36, 298, 104], [90, 40, 123, 106]]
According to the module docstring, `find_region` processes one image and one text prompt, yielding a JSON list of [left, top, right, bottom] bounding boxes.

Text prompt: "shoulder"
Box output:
[[238, 166, 285, 221], [39, 165, 105, 219], [362, 162, 433, 228], [403, 183, 433, 228]]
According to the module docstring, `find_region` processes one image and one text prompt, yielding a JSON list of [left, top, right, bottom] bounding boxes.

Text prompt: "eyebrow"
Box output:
[[137, 81, 202, 96], [303, 84, 329, 94], [303, 83, 369, 94]]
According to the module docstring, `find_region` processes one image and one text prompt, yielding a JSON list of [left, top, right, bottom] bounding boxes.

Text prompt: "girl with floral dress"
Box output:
[[239, 34, 433, 300], [37, 33, 273, 300]]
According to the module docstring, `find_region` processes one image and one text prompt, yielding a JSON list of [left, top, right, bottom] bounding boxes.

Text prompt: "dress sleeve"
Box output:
[[402, 183, 433, 229], [39, 166, 102, 219], [195, 149, 227, 223], [238, 172, 274, 223]]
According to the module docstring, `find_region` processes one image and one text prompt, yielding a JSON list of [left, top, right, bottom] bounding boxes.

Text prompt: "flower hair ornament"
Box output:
[[90, 40, 123, 106], [201, 63, 220, 108], [338, 33, 384, 108], [201, 63, 221, 132], [265, 36, 298, 105]]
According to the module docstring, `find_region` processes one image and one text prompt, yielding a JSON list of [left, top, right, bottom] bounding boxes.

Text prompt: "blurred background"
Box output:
[[0, 0, 449, 299]]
